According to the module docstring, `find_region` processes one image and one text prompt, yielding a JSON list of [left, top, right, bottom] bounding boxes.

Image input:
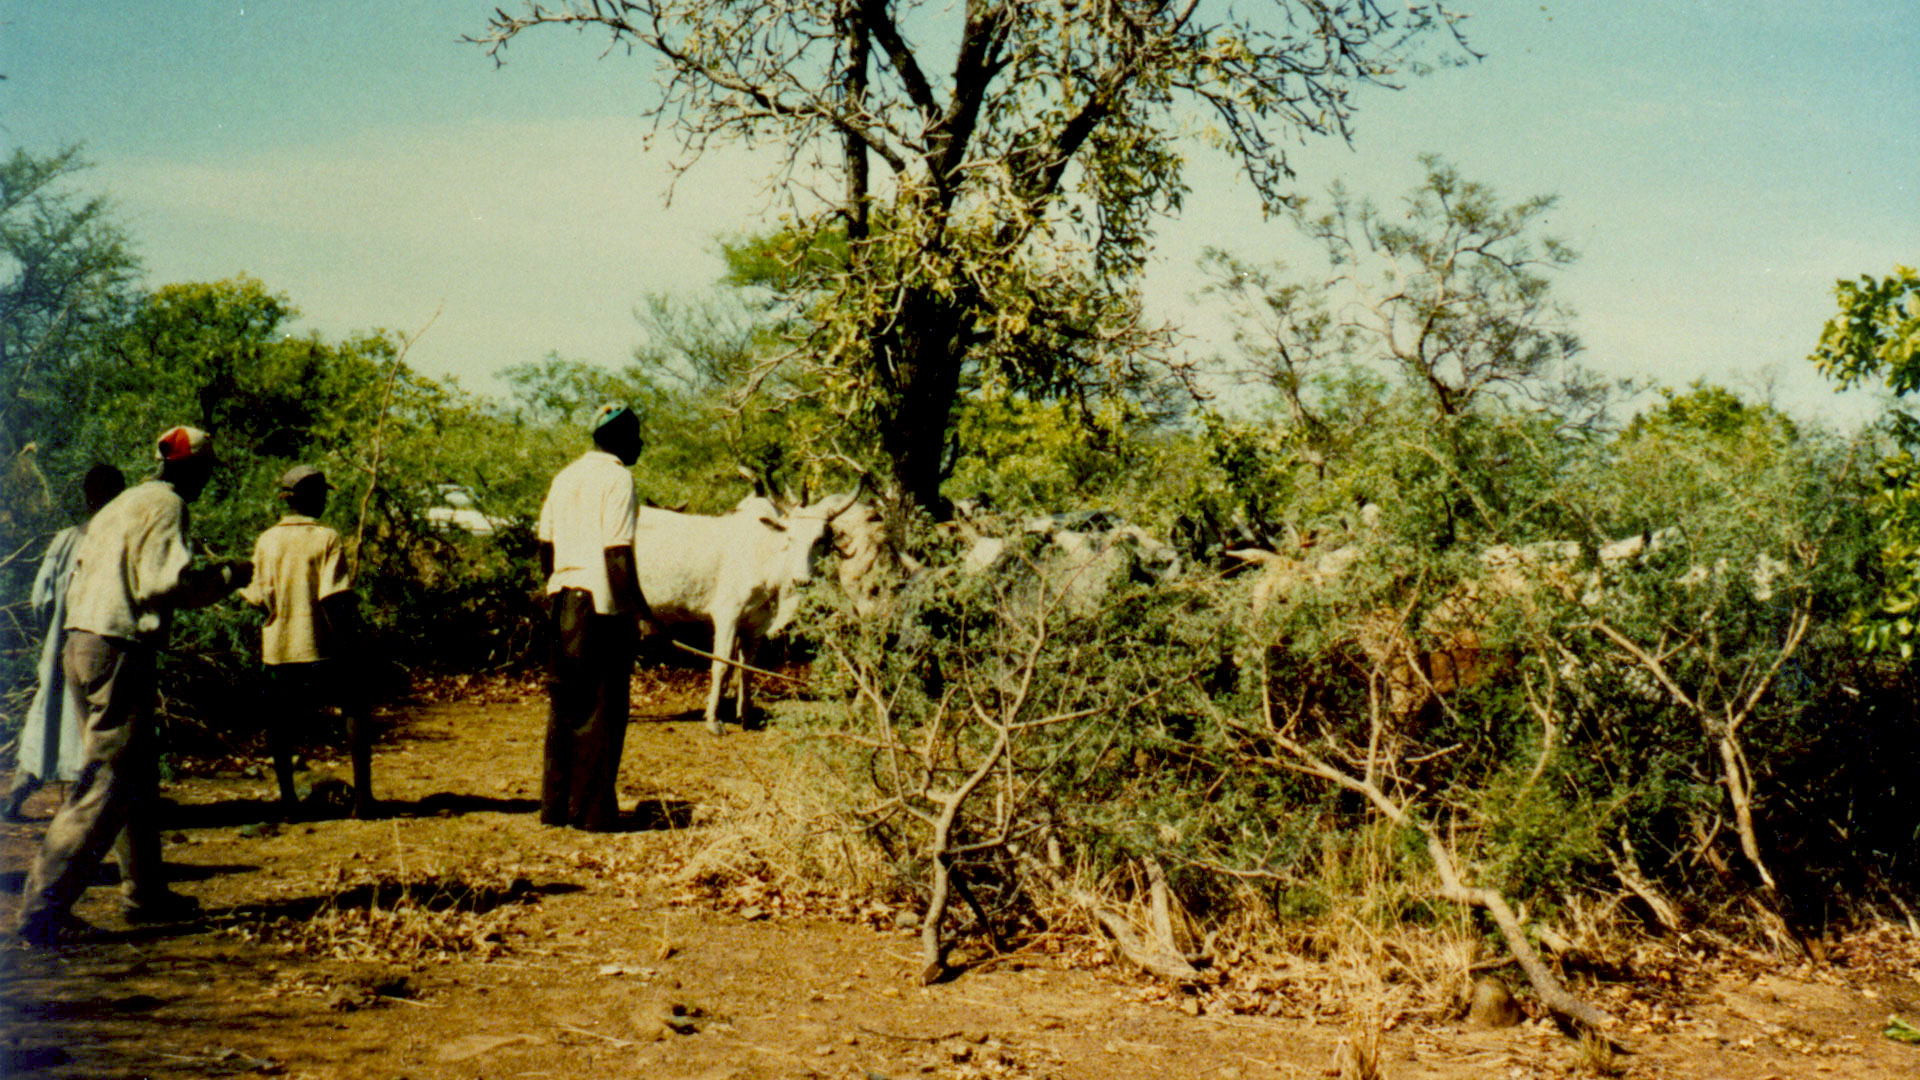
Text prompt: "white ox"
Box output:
[[634, 493, 856, 734], [959, 510, 1182, 611]]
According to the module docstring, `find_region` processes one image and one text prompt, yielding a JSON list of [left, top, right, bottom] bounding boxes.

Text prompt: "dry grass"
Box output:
[[223, 856, 542, 965], [1330, 1012, 1385, 1079], [652, 726, 907, 912], [1577, 1032, 1624, 1076], [1180, 823, 1483, 1024]]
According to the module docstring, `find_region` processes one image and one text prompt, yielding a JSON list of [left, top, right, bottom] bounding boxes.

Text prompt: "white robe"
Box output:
[[17, 526, 86, 783]]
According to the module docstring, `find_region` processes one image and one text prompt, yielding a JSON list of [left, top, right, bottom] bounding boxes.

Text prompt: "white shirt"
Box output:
[[64, 480, 196, 643], [536, 449, 638, 615]]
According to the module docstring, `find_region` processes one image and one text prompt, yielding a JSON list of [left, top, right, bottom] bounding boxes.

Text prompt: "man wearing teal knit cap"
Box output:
[[535, 403, 654, 830]]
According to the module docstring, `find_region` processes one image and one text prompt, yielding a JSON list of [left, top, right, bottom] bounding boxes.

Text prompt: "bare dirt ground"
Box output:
[[3, 670, 1919, 1079]]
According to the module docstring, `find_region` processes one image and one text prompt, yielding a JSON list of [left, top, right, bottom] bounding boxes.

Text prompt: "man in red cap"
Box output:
[[13, 426, 252, 944], [241, 464, 377, 819]]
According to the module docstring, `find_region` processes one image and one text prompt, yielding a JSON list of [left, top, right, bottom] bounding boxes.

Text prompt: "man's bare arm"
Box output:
[[604, 546, 657, 628]]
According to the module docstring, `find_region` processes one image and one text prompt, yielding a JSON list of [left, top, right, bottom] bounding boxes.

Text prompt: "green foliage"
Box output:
[[497, 285, 845, 512], [0, 146, 142, 462], [713, 219, 1178, 509], [1808, 266, 1920, 655], [792, 367, 1908, 951], [944, 389, 1146, 513], [1, 148, 145, 723], [802, 546, 1340, 929], [1622, 381, 1800, 445], [2, 266, 588, 739], [1812, 265, 1920, 394], [1207, 157, 1605, 446]]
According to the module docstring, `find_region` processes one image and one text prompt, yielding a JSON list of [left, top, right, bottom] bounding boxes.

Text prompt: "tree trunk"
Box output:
[[879, 299, 967, 517]]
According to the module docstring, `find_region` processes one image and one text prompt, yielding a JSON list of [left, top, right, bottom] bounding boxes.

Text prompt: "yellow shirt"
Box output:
[[242, 514, 351, 665]]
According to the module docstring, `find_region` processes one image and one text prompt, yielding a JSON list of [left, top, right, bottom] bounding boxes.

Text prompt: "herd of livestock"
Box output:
[[618, 487, 1794, 733], [628, 491, 1186, 729]]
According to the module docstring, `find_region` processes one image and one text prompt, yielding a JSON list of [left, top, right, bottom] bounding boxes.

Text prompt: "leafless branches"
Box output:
[[1239, 647, 1614, 1032]]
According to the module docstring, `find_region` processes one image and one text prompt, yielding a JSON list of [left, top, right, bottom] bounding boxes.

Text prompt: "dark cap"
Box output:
[[278, 464, 331, 494]]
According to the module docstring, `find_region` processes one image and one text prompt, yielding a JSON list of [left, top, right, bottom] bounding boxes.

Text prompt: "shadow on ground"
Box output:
[[158, 793, 543, 830], [2, 862, 258, 896], [660, 708, 768, 732], [612, 797, 696, 832]]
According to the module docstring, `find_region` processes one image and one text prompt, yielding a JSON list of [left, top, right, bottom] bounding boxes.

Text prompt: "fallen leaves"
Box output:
[[222, 859, 542, 965]]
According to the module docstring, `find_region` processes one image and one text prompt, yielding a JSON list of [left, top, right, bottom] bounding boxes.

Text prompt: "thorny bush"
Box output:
[[789, 399, 1920, 985]]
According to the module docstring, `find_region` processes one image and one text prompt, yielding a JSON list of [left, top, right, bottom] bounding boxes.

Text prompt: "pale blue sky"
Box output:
[[5, 1, 1915, 426]]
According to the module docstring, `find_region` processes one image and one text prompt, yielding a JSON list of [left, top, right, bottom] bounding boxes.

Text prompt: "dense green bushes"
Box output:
[[0, 274, 568, 740]]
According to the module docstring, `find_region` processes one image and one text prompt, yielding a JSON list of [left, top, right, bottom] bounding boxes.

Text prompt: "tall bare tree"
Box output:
[[472, 1, 1471, 512]]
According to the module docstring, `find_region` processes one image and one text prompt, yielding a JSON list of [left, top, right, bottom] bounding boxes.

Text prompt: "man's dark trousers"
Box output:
[[541, 588, 633, 831]]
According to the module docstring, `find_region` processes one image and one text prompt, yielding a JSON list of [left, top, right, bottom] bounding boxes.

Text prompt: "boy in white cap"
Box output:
[[14, 426, 251, 944], [535, 402, 653, 831], [241, 464, 376, 819]]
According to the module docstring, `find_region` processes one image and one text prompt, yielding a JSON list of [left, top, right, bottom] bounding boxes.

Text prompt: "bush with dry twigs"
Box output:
[[755, 392, 1920, 1034]]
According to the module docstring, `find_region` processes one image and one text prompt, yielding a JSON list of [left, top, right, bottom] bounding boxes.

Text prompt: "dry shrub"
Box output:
[[226, 858, 540, 964], [1576, 1032, 1623, 1077], [640, 728, 912, 926], [663, 702, 1494, 1027]]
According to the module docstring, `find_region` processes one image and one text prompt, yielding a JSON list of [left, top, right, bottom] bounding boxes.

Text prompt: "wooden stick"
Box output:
[[668, 639, 804, 683]]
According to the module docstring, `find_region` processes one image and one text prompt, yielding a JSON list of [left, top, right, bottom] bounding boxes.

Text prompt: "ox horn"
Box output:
[[828, 473, 870, 522], [736, 465, 768, 498]]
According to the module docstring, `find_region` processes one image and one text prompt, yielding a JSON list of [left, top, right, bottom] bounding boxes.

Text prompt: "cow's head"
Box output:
[[752, 492, 860, 634], [826, 499, 926, 615], [789, 491, 861, 575]]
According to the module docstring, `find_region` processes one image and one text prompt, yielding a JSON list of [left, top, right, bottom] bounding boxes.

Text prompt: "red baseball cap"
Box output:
[[154, 425, 217, 464]]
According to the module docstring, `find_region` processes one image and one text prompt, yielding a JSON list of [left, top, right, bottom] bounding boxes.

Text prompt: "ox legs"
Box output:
[[703, 623, 756, 736], [732, 634, 757, 730], [704, 621, 734, 736]]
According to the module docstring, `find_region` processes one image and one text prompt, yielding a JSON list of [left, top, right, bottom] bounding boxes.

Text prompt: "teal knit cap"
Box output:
[[590, 401, 635, 433]]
